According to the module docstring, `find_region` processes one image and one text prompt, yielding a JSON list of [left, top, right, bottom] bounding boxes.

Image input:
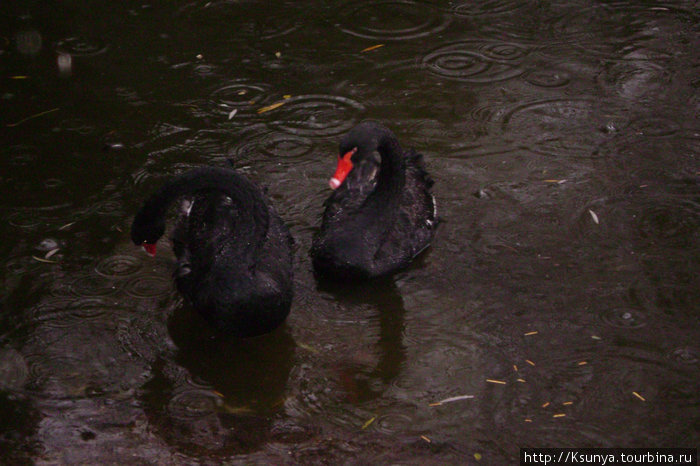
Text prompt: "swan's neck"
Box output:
[[371, 135, 405, 206], [352, 134, 405, 247], [135, 168, 269, 249]]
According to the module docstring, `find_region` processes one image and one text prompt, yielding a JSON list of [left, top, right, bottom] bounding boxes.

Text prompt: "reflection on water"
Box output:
[[0, 0, 698, 463]]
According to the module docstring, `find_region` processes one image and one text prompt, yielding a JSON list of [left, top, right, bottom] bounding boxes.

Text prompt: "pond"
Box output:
[[1, 0, 698, 463]]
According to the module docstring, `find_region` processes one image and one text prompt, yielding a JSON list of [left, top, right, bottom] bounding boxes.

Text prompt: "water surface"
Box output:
[[1, 0, 698, 463]]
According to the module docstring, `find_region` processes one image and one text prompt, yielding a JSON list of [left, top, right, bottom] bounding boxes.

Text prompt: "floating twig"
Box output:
[[361, 44, 385, 53], [32, 256, 57, 263], [361, 416, 376, 429], [7, 108, 59, 127], [429, 394, 474, 406], [257, 101, 286, 114]]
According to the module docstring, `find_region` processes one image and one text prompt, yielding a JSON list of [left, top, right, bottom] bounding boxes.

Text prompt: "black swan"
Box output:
[[311, 121, 437, 279], [131, 167, 293, 337]]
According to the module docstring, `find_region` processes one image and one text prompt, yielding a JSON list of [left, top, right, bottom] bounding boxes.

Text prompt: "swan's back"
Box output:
[[132, 167, 293, 337]]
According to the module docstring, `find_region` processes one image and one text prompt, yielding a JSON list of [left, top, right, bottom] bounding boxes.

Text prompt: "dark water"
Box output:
[[1, 0, 699, 463]]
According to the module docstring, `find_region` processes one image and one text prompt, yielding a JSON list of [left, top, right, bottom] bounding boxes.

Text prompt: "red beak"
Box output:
[[143, 243, 157, 256], [329, 148, 356, 190]]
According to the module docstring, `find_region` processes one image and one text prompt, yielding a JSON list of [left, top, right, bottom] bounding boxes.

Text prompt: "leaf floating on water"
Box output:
[[553, 413, 566, 418], [283, 94, 292, 99], [474, 453, 482, 461], [541, 402, 550, 408], [420, 435, 431, 443], [632, 391, 646, 401], [274, 51, 281, 58], [578, 361, 588, 366], [562, 401, 574, 405], [257, 101, 285, 114], [228, 109, 237, 120], [517, 378, 526, 383], [32, 256, 57, 263], [525, 359, 536, 366], [524, 331, 538, 336], [10, 75, 29, 79], [361, 44, 385, 53], [588, 209, 599, 224], [361, 416, 376, 429], [486, 379, 506, 385]]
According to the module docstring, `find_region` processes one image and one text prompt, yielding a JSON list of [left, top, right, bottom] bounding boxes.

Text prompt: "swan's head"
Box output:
[[330, 122, 391, 190], [130, 216, 165, 256]]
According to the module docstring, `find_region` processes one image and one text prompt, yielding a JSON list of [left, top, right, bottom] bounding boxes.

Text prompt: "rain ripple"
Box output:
[[55, 37, 109, 56], [228, 131, 314, 163], [573, 190, 700, 249], [496, 98, 624, 158], [0, 348, 29, 390], [597, 61, 671, 100], [31, 298, 119, 330], [600, 308, 648, 329], [452, 0, 529, 17], [268, 95, 365, 137], [550, 3, 691, 60], [95, 255, 142, 278], [668, 347, 699, 366], [124, 275, 173, 299], [422, 40, 529, 83], [523, 68, 571, 88], [200, 82, 272, 121], [337, 0, 450, 40], [68, 274, 121, 298]]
